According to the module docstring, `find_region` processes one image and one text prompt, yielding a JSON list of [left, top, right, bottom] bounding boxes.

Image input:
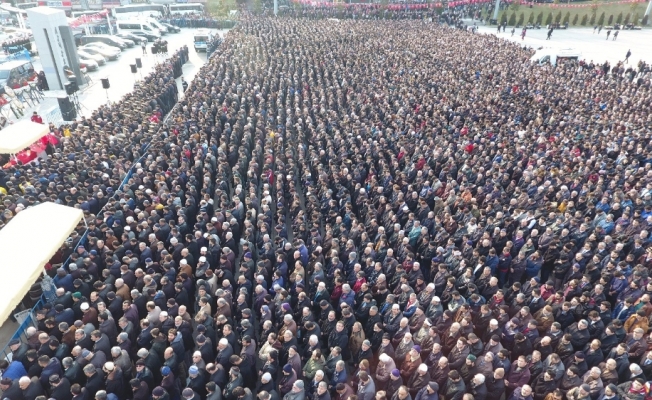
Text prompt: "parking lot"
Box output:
[[26, 27, 226, 124]]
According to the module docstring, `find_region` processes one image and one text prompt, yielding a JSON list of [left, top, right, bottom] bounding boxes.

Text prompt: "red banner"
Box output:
[[69, 9, 109, 28]]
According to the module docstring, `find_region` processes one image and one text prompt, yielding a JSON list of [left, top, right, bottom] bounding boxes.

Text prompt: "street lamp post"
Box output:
[[492, 0, 500, 21]]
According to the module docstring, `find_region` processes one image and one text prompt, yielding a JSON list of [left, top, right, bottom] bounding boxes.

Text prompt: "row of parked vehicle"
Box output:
[[75, 21, 180, 71]]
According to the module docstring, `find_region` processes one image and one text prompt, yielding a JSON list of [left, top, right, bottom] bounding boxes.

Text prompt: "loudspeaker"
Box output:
[[151, 46, 158, 55], [135, 58, 142, 68], [130, 64, 137, 74], [64, 81, 78, 95], [101, 78, 110, 89], [57, 97, 77, 121]]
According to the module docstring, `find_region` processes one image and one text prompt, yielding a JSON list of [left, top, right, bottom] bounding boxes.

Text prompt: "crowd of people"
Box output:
[[1, 12, 652, 400]]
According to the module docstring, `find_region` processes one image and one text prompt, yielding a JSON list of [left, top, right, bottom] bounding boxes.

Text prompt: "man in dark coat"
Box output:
[[443, 371, 465, 400], [505, 357, 531, 397], [9, 339, 30, 369], [0, 378, 24, 400], [470, 374, 488, 400], [83, 364, 105, 396], [486, 368, 506, 400], [19, 376, 45, 400], [430, 358, 450, 390], [62, 357, 85, 386], [49, 374, 73, 400]]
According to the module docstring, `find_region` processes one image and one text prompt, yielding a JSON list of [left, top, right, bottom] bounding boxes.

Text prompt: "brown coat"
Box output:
[[349, 331, 365, 357], [400, 355, 422, 381], [534, 309, 554, 335], [624, 315, 649, 334], [215, 302, 231, 319], [279, 320, 298, 341], [61, 327, 77, 348], [116, 284, 132, 302], [178, 264, 193, 278]]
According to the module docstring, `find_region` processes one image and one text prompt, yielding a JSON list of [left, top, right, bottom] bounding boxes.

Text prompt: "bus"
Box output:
[[169, 3, 204, 15], [15, 2, 38, 9], [111, 4, 166, 20]]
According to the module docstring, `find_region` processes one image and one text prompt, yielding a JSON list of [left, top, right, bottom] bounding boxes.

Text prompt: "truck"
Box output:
[[193, 29, 211, 52]]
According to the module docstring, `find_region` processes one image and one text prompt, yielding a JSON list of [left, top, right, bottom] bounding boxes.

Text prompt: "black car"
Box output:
[[130, 30, 161, 41], [116, 32, 149, 43], [160, 22, 180, 33]]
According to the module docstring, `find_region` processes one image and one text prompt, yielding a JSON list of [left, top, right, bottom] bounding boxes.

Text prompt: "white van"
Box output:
[[116, 20, 162, 36], [530, 48, 581, 66], [143, 17, 169, 34]]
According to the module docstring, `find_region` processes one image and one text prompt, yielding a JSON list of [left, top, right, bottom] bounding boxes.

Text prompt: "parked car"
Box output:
[[0, 59, 37, 89], [78, 58, 99, 71], [129, 30, 160, 41], [79, 35, 127, 49], [115, 32, 149, 44], [160, 22, 180, 33], [116, 37, 135, 47], [80, 44, 120, 61], [77, 49, 106, 65]]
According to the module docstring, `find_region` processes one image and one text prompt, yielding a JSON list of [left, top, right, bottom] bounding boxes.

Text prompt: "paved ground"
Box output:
[[4, 27, 224, 125], [474, 23, 652, 65]]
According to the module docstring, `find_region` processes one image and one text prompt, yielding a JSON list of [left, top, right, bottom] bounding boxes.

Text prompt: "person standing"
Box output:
[[546, 27, 553, 40], [31, 111, 43, 124], [625, 49, 631, 63], [606, 29, 611, 40], [142, 40, 147, 55], [613, 31, 619, 40], [521, 28, 527, 40]]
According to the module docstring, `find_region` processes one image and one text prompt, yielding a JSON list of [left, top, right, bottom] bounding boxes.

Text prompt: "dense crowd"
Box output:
[[1, 13, 652, 400]]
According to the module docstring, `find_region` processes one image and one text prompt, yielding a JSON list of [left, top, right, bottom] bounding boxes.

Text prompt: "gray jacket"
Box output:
[[357, 379, 376, 400]]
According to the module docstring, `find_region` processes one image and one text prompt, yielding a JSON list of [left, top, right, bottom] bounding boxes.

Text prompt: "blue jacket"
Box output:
[[525, 258, 542, 277], [340, 291, 355, 308], [612, 303, 634, 322], [2, 360, 27, 380], [331, 369, 348, 386], [609, 277, 628, 297], [415, 386, 439, 400], [403, 302, 418, 318], [54, 273, 74, 292], [299, 245, 309, 266], [486, 255, 499, 275]]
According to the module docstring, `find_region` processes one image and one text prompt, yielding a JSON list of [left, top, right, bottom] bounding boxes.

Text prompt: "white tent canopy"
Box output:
[[0, 120, 48, 154], [0, 202, 83, 325]]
